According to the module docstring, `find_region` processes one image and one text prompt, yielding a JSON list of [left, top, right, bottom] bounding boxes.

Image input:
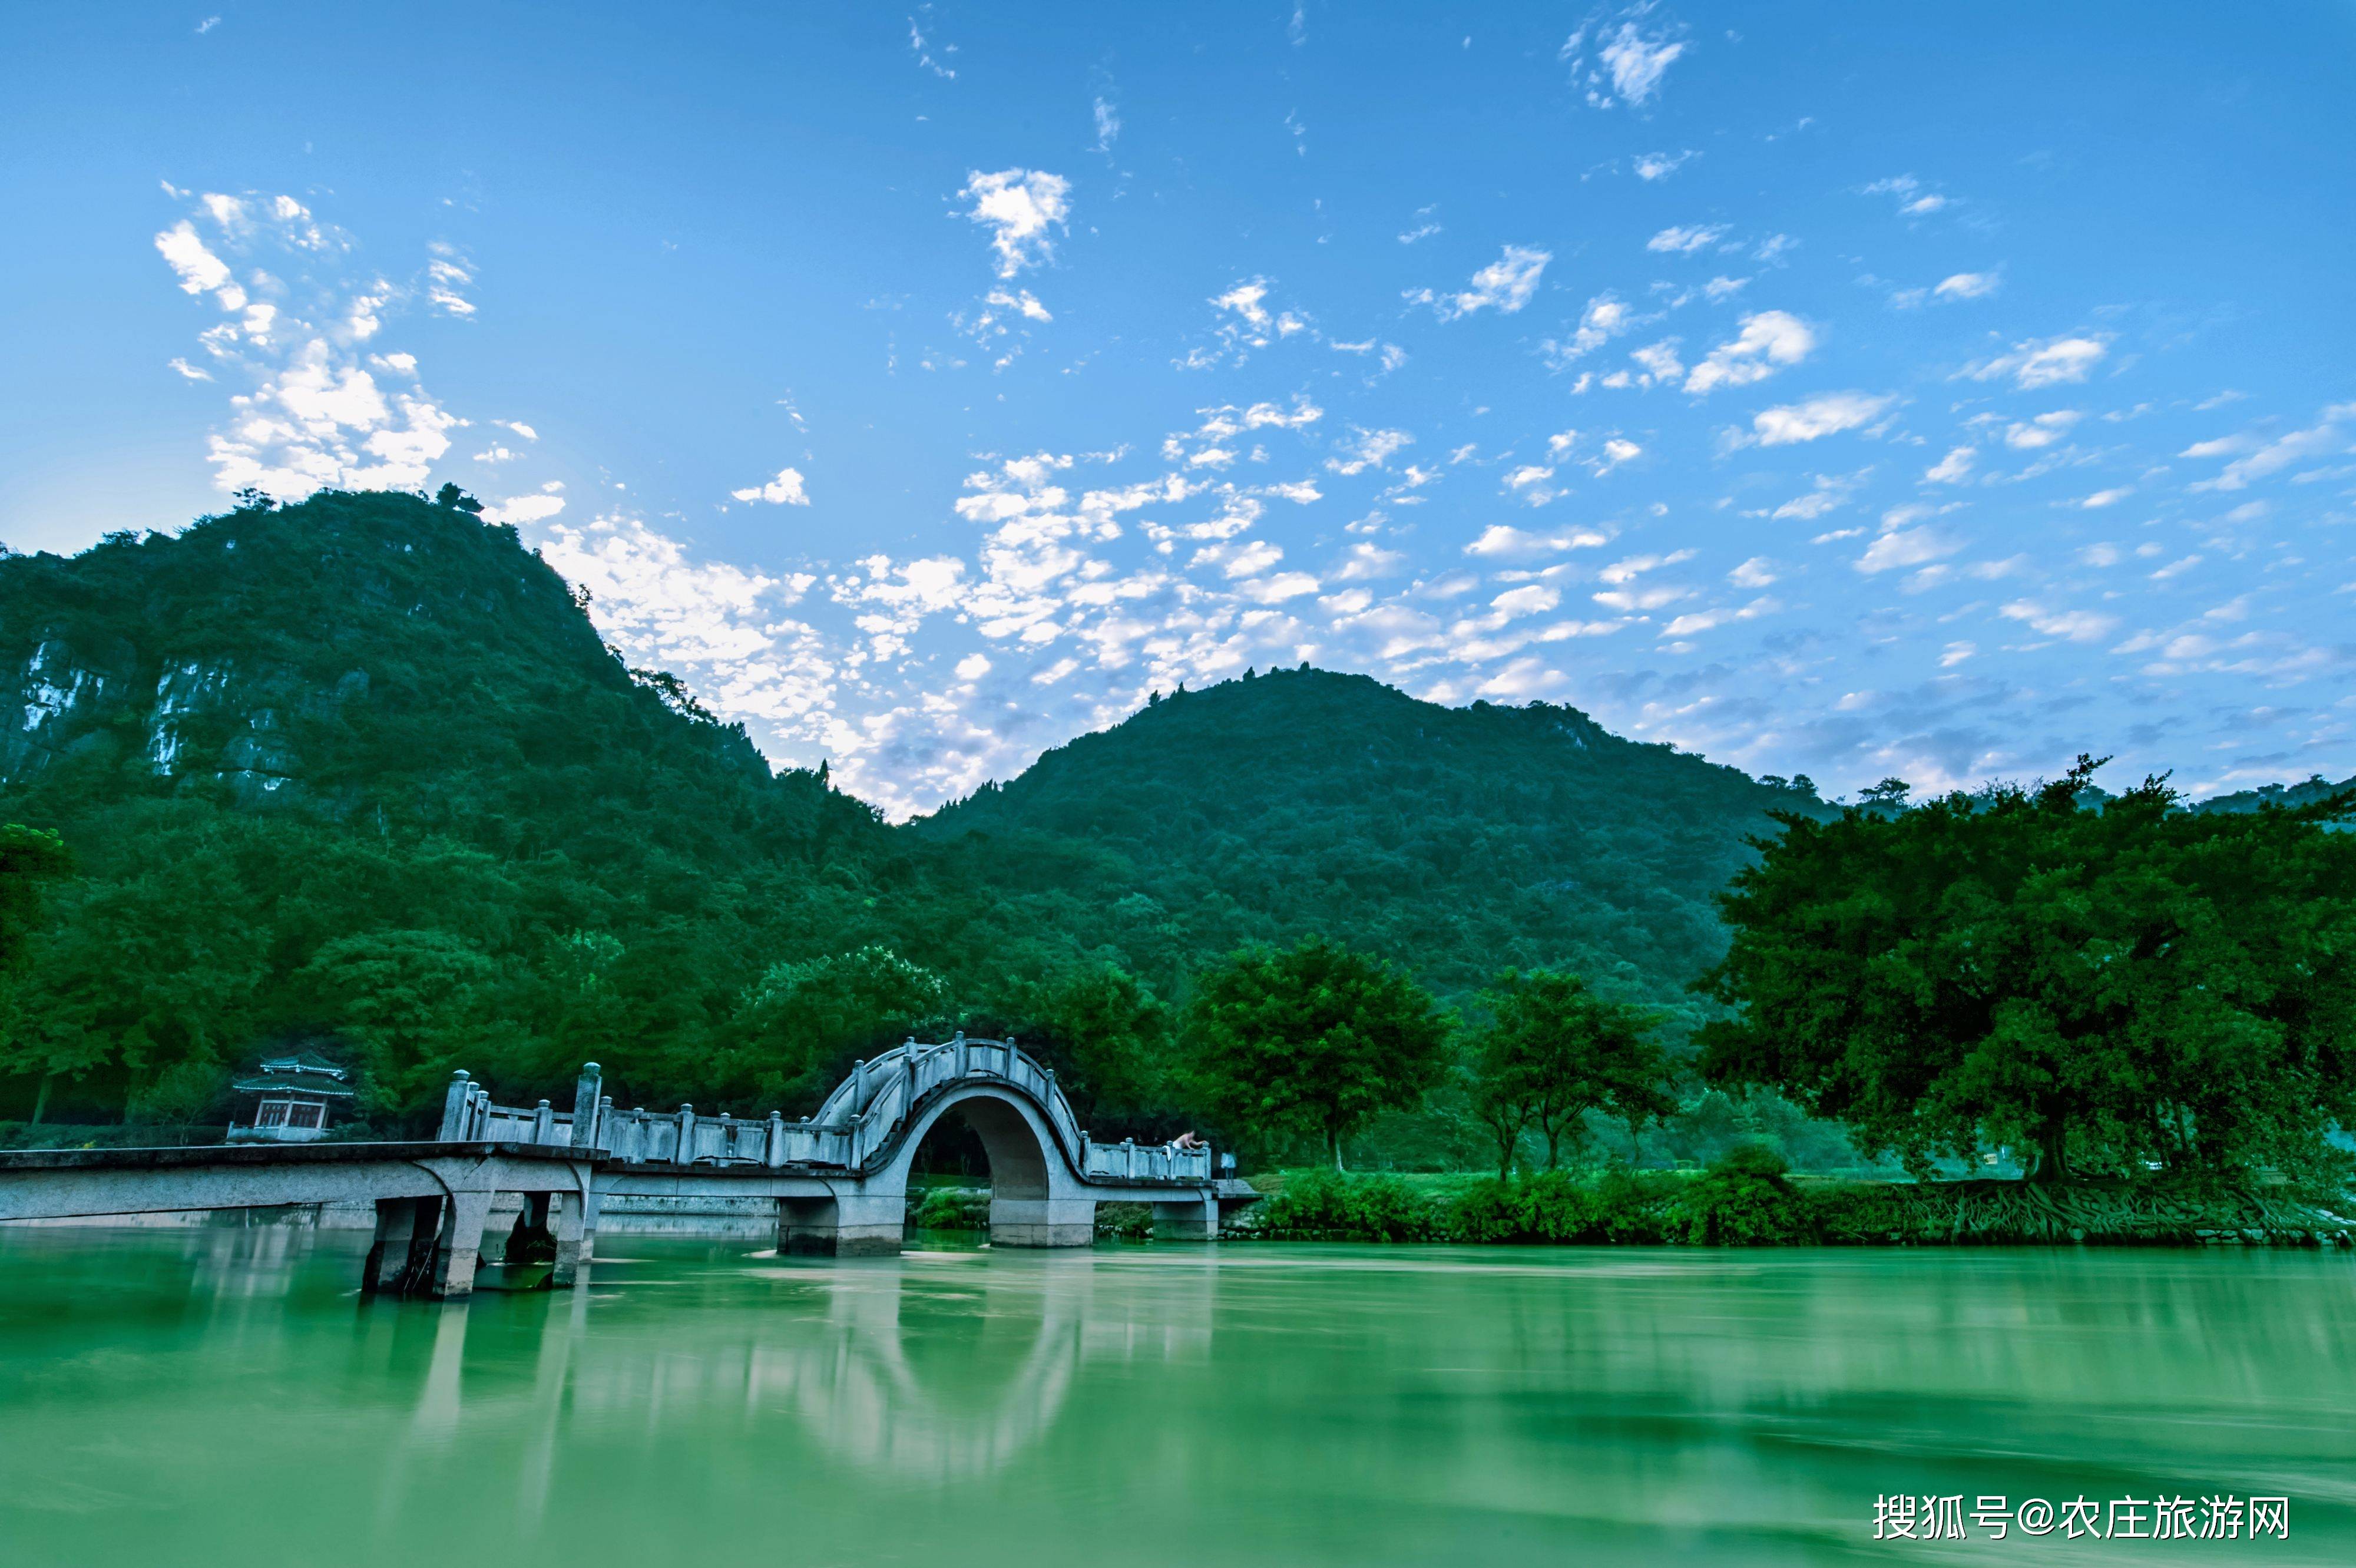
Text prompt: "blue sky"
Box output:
[[4, 2, 2353, 816]]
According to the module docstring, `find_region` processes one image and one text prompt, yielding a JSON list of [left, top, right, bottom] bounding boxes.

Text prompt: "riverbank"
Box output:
[[1186, 1157, 2356, 1248]]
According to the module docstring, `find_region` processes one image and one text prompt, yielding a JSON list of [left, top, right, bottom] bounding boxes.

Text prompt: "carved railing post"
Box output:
[[571, 1063, 604, 1150], [438, 1071, 472, 1140]]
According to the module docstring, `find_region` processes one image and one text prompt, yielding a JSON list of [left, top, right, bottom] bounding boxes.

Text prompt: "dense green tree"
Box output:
[[1468, 969, 1672, 1174], [1696, 758, 2356, 1182], [0, 825, 71, 1120], [982, 962, 1172, 1133], [1186, 938, 1451, 1169], [729, 945, 953, 1110], [290, 929, 498, 1119]]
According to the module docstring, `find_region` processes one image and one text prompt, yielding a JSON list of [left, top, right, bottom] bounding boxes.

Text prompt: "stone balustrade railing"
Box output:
[[436, 1037, 1215, 1183]]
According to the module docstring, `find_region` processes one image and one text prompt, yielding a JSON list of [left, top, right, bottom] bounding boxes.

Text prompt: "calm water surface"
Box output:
[[1, 1226, 2350, 1566]]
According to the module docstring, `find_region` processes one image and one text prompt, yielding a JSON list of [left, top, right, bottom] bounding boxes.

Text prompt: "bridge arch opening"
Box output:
[[906, 1093, 1054, 1237]]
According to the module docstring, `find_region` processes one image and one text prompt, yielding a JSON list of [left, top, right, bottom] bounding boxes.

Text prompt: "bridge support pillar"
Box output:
[[778, 1193, 904, 1256], [364, 1197, 427, 1293], [552, 1188, 595, 1287], [989, 1196, 1097, 1248], [429, 1189, 496, 1299], [1151, 1194, 1219, 1241]]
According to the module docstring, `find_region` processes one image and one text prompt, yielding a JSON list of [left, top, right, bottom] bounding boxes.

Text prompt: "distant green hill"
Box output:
[[914, 666, 1829, 1008], [2191, 774, 2356, 816]]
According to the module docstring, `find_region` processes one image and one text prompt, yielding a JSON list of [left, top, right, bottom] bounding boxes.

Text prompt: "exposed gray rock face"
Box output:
[[4, 633, 133, 780], [0, 632, 358, 808]]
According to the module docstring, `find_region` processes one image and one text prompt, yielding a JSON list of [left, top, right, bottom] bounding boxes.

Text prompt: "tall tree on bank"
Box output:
[[1186, 938, 1451, 1170], [0, 825, 71, 1122], [1696, 757, 2356, 1183], [1469, 968, 1673, 1176]]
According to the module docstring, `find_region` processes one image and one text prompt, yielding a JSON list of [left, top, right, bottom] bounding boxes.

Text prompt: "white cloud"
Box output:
[[1963, 335, 2107, 390], [1592, 437, 1642, 475], [731, 467, 810, 506], [2004, 410, 2082, 449], [1855, 527, 1959, 575], [1411, 245, 1550, 320], [2185, 402, 2356, 492], [1092, 97, 1120, 154], [1924, 446, 1975, 484], [1627, 339, 1684, 386], [1212, 279, 1270, 328], [1647, 223, 1728, 255], [1683, 310, 1815, 395], [1561, 18, 1688, 108], [1465, 524, 1610, 558], [955, 653, 992, 681], [1773, 472, 1862, 521], [155, 191, 472, 501], [1729, 557, 1779, 588], [487, 491, 566, 526], [959, 168, 1071, 278], [1633, 150, 1696, 181], [425, 244, 475, 317], [1742, 392, 1895, 447], [1326, 426, 1413, 475], [2000, 600, 2120, 642], [1540, 293, 1637, 366], [2079, 487, 2132, 508], [155, 221, 233, 297], [1934, 271, 1999, 301]]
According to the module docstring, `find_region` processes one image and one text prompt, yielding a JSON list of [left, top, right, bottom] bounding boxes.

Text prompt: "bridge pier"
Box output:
[[429, 1189, 495, 1299], [551, 1189, 595, 1286], [1150, 1193, 1219, 1241], [365, 1196, 429, 1293], [988, 1196, 1097, 1248], [777, 1193, 904, 1256]]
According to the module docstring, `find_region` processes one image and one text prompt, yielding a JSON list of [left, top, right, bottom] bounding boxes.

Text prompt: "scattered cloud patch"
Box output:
[[959, 168, 1071, 277], [1963, 334, 2107, 390], [1408, 245, 1550, 319], [1647, 223, 1729, 255], [1563, 12, 1690, 108], [1683, 310, 1815, 395], [731, 467, 810, 506], [1738, 392, 1896, 448]]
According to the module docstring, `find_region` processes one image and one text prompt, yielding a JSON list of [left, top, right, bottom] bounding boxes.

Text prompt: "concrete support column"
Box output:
[[990, 1196, 1098, 1248], [575, 1187, 602, 1272], [776, 1195, 838, 1255], [777, 1191, 904, 1255], [551, 1189, 590, 1287], [429, 1188, 496, 1299], [363, 1197, 423, 1293], [1151, 1193, 1220, 1241], [396, 1195, 445, 1295]]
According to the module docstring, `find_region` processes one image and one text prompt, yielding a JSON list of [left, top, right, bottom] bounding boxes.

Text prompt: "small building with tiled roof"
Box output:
[[228, 1052, 355, 1143]]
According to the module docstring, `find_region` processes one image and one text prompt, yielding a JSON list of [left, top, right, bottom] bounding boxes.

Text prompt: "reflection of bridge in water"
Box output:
[[387, 1249, 1219, 1521], [0, 1038, 1258, 1299]]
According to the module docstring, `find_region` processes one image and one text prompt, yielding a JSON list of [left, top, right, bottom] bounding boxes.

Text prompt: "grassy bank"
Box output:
[[1218, 1150, 2356, 1248]]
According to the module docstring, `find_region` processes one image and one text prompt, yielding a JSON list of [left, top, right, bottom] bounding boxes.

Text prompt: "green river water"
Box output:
[[0, 1225, 2350, 1566]]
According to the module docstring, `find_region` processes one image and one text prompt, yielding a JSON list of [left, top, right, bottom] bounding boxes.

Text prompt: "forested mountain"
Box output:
[[915, 666, 1826, 1003], [0, 489, 1804, 1137]]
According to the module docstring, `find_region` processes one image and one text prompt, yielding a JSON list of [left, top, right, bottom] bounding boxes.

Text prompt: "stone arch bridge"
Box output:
[[0, 1037, 1255, 1300]]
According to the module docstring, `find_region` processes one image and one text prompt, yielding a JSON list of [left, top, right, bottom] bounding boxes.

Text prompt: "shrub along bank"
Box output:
[[1218, 1148, 2356, 1248]]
